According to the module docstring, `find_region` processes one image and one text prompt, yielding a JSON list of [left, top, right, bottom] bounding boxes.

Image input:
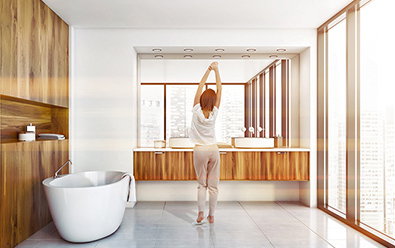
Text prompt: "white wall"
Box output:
[[290, 55, 300, 148], [70, 28, 317, 205], [140, 59, 273, 83], [298, 47, 318, 207], [137, 181, 299, 201]]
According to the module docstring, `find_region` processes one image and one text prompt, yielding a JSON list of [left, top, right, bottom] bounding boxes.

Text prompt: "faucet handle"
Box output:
[[257, 127, 263, 132]]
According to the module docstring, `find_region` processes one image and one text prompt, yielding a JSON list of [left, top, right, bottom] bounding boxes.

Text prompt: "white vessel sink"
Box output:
[[169, 137, 194, 148], [231, 137, 274, 148]]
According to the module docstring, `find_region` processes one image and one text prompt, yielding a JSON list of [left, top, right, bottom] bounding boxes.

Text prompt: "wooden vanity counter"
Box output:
[[133, 148, 309, 181]]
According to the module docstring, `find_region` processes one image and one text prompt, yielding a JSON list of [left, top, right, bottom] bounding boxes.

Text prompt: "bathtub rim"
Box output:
[[42, 170, 130, 190]]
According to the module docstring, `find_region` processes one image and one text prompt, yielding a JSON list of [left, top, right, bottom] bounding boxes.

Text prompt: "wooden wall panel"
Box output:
[[0, 140, 69, 248], [0, 0, 69, 107], [0, 0, 69, 247]]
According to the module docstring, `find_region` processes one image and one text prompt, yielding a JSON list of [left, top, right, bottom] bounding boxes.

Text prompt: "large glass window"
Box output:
[[275, 62, 282, 136], [360, 0, 395, 237], [140, 85, 164, 147], [140, 84, 244, 146], [166, 85, 196, 139], [327, 17, 347, 214], [208, 85, 245, 143], [265, 70, 270, 138]]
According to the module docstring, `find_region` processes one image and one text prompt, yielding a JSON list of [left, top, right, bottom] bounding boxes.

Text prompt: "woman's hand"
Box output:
[[210, 62, 219, 71]]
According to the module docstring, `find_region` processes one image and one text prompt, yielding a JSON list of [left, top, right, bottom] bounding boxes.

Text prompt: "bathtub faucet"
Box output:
[[54, 160, 72, 179]]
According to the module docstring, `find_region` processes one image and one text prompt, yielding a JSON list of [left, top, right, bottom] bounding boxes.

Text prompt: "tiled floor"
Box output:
[[16, 201, 387, 248]]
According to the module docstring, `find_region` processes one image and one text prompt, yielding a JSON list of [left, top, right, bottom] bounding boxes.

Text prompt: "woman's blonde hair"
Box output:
[[200, 89, 216, 111]]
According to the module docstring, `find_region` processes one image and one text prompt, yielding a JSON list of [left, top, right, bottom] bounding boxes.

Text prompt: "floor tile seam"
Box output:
[[32, 240, 45, 248], [153, 201, 168, 247], [93, 240, 99, 248], [274, 201, 336, 248], [238, 201, 276, 248]]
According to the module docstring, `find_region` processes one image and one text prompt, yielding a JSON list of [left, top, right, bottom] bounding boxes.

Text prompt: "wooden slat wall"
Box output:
[[0, 0, 69, 107], [0, 140, 69, 248]]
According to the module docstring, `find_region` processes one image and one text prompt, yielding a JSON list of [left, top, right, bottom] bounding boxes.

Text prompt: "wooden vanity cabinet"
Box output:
[[133, 151, 195, 180], [165, 151, 195, 180], [134, 151, 159, 180], [288, 151, 309, 180], [226, 151, 309, 181], [134, 150, 309, 181], [264, 151, 309, 181], [219, 151, 234, 180]]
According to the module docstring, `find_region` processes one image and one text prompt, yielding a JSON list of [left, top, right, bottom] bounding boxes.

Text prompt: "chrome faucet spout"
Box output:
[[54, 160, 72, 178]]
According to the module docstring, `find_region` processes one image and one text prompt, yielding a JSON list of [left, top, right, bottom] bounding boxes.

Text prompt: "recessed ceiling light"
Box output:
[[152, 48, 162, 52], [155, 55, 163, 59], [269, 54, 278, 59], [184, 48, 193, 52], [215, 48, 225, 52], [184, 55, 193, 59], [212, 55, 221, 58], [242, 55, 250, 59], [247, 48, 256, 52], [276, 48, 286, 52]]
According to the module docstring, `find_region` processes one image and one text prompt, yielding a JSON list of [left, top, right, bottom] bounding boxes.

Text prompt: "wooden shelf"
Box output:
[[0, 96, 68, 143], [0, 94, 68, 109], [1, 139, 69, 145]]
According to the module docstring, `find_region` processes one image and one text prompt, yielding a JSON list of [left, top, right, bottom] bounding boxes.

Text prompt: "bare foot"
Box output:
[[207, 215, 214, 224], [196, 211, 205, 223]]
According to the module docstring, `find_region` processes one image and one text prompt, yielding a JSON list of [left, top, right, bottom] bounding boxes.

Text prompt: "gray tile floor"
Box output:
[[16, 201, 387, 248]]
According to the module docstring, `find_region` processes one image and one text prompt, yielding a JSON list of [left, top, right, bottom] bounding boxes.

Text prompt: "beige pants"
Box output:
[[193, 144, 220, 216]]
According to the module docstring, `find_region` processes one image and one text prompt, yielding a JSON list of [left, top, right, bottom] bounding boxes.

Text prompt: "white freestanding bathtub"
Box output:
[[42, 171, 132, 243]]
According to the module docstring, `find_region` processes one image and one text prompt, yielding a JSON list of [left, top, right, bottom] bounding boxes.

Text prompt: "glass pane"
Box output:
[[360, 0, 395, 238], [140, 85, 164, 147], [327, 18, 347, 214], [166, 85, 196, 140], [265, 71, 270, 138], [276, 63, 282, 136], [208, 85, 245, 143]]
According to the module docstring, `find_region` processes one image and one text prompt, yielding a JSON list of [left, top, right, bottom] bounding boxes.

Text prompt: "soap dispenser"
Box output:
[[26, 123, 36, 133], [18, 123, 36, 142]]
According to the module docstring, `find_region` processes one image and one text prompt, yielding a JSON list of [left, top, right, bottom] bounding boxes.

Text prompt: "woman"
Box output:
[[189, 61, 222, 224]]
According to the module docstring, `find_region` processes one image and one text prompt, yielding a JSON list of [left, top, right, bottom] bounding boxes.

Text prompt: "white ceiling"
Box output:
[[42, 0, 352, 29]]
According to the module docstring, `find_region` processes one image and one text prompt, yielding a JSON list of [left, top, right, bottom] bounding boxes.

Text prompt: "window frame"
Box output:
[[140, 59, 291, 147]]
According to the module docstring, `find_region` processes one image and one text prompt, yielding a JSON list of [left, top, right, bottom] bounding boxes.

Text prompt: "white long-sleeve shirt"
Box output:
[[189, 103, 219, 145]]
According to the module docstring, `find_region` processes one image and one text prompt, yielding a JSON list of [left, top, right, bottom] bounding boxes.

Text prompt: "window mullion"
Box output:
[[317, 28, 327, 208], [346, 5, 358, 225]]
